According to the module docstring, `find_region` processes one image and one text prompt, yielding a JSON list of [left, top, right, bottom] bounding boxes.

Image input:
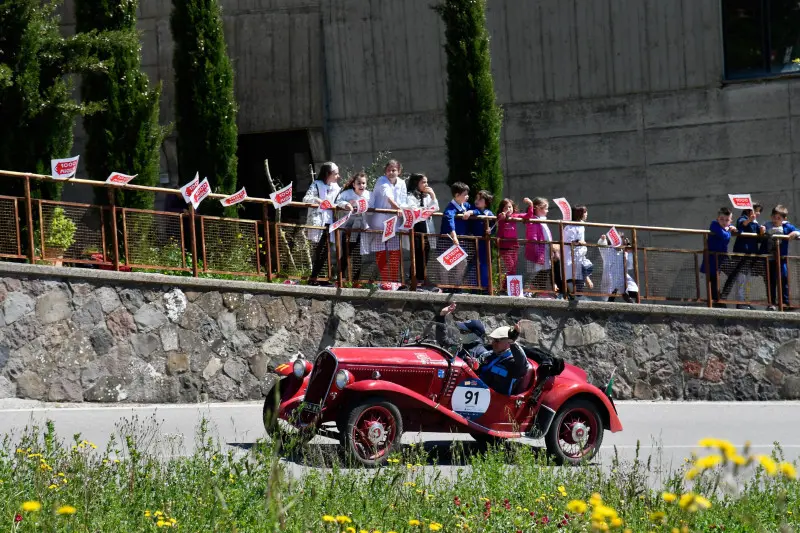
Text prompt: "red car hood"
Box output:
[[328, 346, 450, 368]]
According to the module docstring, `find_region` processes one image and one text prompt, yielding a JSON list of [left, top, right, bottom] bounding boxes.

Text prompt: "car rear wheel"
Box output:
[[544, 398, 604, 466], [343, 397, 403, 467]]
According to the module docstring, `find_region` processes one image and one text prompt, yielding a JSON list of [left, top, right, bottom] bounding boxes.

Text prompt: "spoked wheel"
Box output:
[[544, 398, 604, 466], [343, 398, 403, 467]]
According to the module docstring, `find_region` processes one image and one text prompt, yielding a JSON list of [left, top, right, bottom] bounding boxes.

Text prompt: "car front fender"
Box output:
[[540, 379, 623, 433], [343, 380, 520, 438]]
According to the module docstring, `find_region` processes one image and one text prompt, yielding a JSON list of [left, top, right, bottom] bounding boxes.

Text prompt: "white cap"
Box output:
[[488, 326, 513, 340]]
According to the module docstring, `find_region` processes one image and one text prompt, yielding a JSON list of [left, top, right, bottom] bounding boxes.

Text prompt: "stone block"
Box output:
[[223, 358, 248, 383], [703, 358, 726, 383], [83, 376, 127, 402], [237, 299, 265, 330], [206, 373, 238, 401], [160, 325, 179, 352], [633, 380, 653, 400], [134, 304, 168, 331], [218, 311, 237, 340], [163, 289, 187, 322], [166, 352, 190, 376], [16, 371, 46, 400], [73, 298, 104, 330], [222, 292, 245, 310], [562, 322, 606, 347], [106, 308, 137, 339], [683, 361, 703, 378], [196, 292, 224, 319], [0, 375, 16, 398], [249, 353, 268, 379], [119, 288, 145, 313], [3, 292, 34, 325], [782, 376, 800, 400], [203, 357, 223, 380], [131, 333, 161, 360], [89, 326, 115, 356], [774, 340, 800, 373], [47, 380, 83, 402], [94, 287, 121, 313], [765, 365, 785, 386]]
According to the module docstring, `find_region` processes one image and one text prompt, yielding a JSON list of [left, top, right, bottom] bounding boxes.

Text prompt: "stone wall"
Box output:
[[2, 263, 800, 403]]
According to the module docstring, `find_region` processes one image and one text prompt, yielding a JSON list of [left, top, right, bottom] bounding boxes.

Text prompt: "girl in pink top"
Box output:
[[496, 198, 531, 282]]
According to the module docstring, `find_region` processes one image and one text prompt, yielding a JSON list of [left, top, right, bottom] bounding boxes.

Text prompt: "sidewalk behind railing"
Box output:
[[1, 169, 797, 310]]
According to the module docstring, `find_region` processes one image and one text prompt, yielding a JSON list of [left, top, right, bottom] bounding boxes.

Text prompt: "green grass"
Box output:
[[0, 419, 798, 532]]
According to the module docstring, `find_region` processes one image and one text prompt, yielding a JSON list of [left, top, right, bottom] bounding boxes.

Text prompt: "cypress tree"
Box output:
[[0, 0, 84, 199], [171, 0, 238, 216], [75, 0, 166, 209], [434, 0, 503, 204]]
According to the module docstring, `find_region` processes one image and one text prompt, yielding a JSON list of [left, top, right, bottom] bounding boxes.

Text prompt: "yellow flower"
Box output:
[[409, 519, 422, 526], [757, 455, 778, 476], [685, 467, 700, 480], [566, 500, 588, 514], [21, 501, 42, 512], [589, 492, 603, 506], [57, 505, 77, 515], [695, 454, 722, 470], [322, 515, 337, 523], [336, 515, 352, 524], [779, 462, 797, 479], [387, 458, 400, 464], [679, 493, 694, 509], [346, 528, 356, 533], [672, 528, 680, 533], [429, 523, 443, 531], [48, 484, 58, 490], [145, 511, 151, 517], [592, 504, 618, 521], [649, 511, 665, 523], [610, 516, 623, 528], [695, 495, 712, 510], [558, 485, 567, 496], [662, 492, 677, 503], [404, 482, 416, 487], [794, 58, 800, 64], [154, 511, 164, 517], [730, 454, 747, 466], [592, 521, 610, 531]]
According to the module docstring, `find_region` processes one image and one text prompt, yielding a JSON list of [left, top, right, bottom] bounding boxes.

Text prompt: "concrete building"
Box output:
[[59, 0, 800, 245]]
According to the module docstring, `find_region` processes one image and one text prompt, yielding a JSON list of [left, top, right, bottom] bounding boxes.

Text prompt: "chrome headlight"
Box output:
[[293, 359, 306, 378], [334, 370, 351, 390]]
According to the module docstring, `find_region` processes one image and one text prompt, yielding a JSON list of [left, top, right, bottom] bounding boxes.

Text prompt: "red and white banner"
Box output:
[[106, 172, 137, 185], [269, 182, 293, 209], [355, 197, 369, 214], [553, 197, 572, 221], [437, 244, 468, 271], [220, 187, 247, 207], [507, 275, 523, 297], [51, 156, 80, 180], [329, 212, 351, 233], [728, 194, 753, 210], [421, 207, 436, 220], [382, 216, 398, 242], [190, 178, 211, 209], [318, 199, 334, 210], [180, 173, 200, 203], [402, 208, 419, 230], [606, 226, 623, 248]]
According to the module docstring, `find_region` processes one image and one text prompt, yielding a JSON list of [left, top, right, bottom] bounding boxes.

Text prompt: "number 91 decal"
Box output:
[[451, 380, 491, 420]]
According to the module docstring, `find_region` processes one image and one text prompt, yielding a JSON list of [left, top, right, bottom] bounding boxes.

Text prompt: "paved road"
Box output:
[[1, 400, 797, 477]]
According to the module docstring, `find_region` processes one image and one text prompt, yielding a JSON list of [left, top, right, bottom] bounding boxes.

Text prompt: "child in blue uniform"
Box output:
[[760, 205, 800, 310], [700, 207, 737, 307], [469, 190, 495, 291]]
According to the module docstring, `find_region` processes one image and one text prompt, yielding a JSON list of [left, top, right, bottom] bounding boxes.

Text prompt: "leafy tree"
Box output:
[[171, 0, 238, 216], [75, 0, 166, 209], [0, 0, 108, 199], [434, 0, 503, 205]]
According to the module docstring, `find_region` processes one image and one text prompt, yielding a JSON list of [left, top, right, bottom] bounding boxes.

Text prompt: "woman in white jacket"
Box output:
[[406, 173, 439, 285], [303, 162, 351, 281], [334, 171, 371, 283], [368, 160, 407, 281]]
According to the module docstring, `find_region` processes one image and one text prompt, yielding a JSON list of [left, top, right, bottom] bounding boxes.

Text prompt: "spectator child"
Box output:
[[563, 205, 594, 293], [438, 182, 475, 286], [524, 197, 560, 295], [469, 190, 495, 289], [598, 233, 639, 303], [720, 203, 764, 309], [497, 198, 531, 289], [303, 162, 351, 282], [407, 173, 439, 286], [700, 207, 737, 307], [760, 204, 800, 310], [369, 160, 408, 282], [334, 171, 371, 283]]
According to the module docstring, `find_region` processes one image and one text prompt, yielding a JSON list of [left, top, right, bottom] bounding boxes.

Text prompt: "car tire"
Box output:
[[262, 377, 314, 448], [544, 398, 604, 466], [343, 397, 403, 467]]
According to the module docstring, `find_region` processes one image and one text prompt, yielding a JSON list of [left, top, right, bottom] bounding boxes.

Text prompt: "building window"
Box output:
[[722, 0, 800, 79]]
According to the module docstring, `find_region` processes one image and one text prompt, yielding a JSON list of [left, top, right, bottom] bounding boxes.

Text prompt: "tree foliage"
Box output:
[[171, 0, 238, 216], [75, 0, 166, 209], [434, 0, 503, 205], [0, 0, 109, 199]]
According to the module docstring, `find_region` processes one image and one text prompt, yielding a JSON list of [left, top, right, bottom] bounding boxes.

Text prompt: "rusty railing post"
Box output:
[[262, 203, 273, 281], [189, 205, 198, 277], [631, 228, 641, 303], [409, 226, 418, 292], [335, 225, 344, 288], [558, 222, 567, 298], [775, 238, 784, 311], [107, 188, 120, 271], [485, 218, 494, 296], [703, 234, 712, 308], [24, 176, 36, 264]]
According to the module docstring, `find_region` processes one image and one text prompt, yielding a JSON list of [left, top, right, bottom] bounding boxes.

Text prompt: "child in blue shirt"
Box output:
[[760, 205, 800, 310], [720, 203, 764, 309], [700, 207, 737, 307], [438, 182, 477, 287], [468, 190, 495, 290]]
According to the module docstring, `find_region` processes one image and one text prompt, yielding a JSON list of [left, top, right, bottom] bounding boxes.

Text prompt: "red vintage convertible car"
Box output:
[[263, 323, 622, 467]]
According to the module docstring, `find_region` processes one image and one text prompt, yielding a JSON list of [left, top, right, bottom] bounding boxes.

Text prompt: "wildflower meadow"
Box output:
[[0, 419, 798, 532]]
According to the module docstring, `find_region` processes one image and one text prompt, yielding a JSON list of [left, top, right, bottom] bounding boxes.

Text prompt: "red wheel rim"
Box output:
[[351, 406, 396, 461], [557, 407, 599, 459]]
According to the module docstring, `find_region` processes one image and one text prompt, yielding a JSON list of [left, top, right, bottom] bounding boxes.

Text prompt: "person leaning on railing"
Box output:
[[720, 203, 764, 310], [438, 182, 477, 289], [700, 207, 738, 308], [334, 171, 371, 285], [760, 205, 800, 310], [369, 160, 407, 282], [406, 173, 439, 289]]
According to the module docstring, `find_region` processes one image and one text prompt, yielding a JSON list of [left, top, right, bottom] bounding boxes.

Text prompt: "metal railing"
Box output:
[[1, 168, 797, 310]]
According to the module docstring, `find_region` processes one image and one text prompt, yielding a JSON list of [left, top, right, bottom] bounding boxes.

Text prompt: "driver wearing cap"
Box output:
[[477, 325, 529, 395]]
